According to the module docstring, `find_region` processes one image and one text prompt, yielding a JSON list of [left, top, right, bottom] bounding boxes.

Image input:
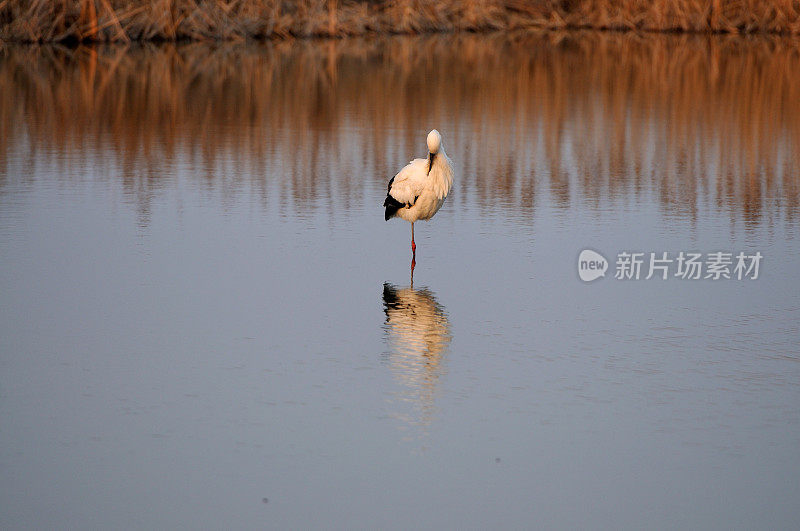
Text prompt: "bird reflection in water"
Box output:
[[382, 282, 452, 428]]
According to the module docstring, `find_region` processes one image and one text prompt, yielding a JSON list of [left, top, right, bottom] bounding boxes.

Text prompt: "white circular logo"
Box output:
[[578, 249, 608, 282]]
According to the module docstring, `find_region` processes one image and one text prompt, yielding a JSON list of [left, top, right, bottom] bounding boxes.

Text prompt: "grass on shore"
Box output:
[[2, 0, 800, 43]]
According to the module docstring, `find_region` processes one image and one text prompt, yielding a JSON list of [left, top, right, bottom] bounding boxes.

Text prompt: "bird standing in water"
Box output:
[[384, 129, 454, 270]]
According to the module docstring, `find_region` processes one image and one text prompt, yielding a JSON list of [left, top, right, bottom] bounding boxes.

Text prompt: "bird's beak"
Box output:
[[427, 152, 436, 175]]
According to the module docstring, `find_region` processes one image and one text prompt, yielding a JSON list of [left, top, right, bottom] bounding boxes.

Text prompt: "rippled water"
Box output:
[[1, 33, 799, 528]]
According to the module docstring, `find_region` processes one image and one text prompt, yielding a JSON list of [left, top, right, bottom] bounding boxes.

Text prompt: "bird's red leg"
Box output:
[[410, 223, 416, 271]]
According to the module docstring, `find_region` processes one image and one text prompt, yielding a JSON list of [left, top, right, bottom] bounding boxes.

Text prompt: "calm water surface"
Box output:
[[1, 33, 799, 528]]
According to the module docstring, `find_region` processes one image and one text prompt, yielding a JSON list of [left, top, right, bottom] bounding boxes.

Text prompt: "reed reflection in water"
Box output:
[[2, 32, 798, 227], [382, 283, 451, 428]]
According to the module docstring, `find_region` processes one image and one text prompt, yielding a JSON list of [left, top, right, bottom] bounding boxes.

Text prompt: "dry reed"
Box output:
[[2, 0, 800, 43]]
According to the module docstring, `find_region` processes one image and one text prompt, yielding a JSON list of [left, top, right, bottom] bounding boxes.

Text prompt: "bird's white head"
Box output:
[[427, 129, 442, 154]]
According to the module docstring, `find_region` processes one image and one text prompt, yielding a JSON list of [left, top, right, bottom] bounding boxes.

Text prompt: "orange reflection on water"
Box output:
[[1, 32, 798, 226]]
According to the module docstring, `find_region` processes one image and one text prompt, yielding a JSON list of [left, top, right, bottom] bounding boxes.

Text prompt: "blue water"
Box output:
[[1, 35, 799, 529]]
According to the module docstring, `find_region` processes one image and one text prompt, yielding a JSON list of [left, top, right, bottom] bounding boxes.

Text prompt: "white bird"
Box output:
[[384, 129, 454, 266]]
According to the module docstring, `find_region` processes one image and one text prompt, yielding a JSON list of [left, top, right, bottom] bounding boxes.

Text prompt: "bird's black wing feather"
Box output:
[[383, 176, 405, 220]]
